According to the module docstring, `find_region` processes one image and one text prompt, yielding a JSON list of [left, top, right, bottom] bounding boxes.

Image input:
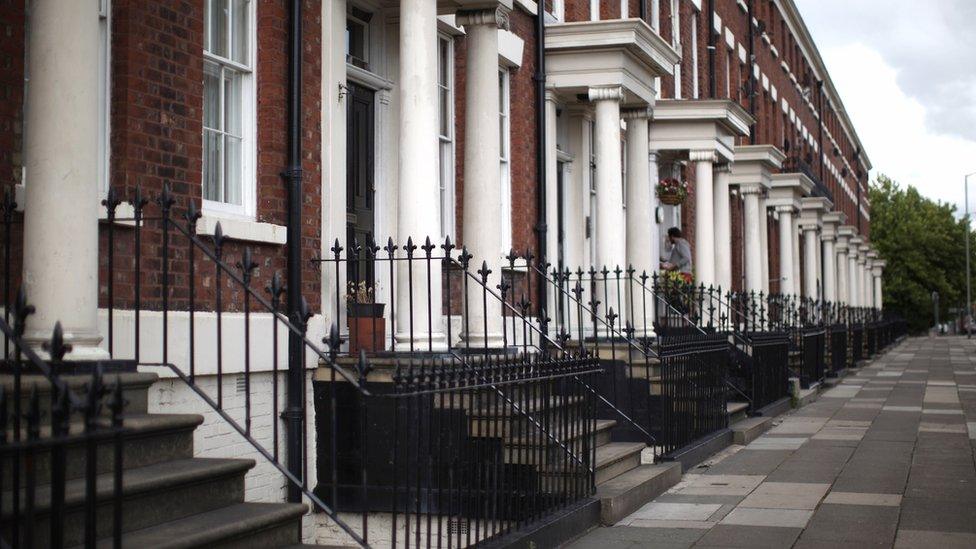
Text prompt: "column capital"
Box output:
[[835, 241, 849, 253], [821, 233, 836, 242], [456, 6, 510, 29], [689, 149, 717, 163], [739, 182, 765, 195], [588, 86, 624, 102], [621, 106, 653, 120], [713, 163, 732, 175], [545, 87, 559, 104], [774, 204, 795, 215]]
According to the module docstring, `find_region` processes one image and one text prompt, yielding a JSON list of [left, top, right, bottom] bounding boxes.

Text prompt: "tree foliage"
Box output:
[[869, 174, 975, 333]]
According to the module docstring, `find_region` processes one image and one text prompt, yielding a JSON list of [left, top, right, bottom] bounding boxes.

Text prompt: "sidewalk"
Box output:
[[566, 336, 976, 548]]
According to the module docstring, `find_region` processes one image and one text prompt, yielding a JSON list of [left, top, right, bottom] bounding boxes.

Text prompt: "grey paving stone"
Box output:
[[695, 524, 803, 548], [738, 482, 830, 510], [899, 496, 976, 533], [797, 503, 898, 547], [894, 529, 976, 549], [567, 525, 703, 548], [699, 450, 790, 476]]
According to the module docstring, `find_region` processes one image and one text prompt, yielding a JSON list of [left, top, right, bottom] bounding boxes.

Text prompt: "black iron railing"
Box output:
[[0, 300, 128, 548]]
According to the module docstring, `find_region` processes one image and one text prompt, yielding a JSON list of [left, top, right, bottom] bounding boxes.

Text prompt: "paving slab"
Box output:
[[695, 525, 803, 548], [797, 503, 899, 547]]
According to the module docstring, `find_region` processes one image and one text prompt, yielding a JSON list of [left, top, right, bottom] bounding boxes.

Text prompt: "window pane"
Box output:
[[224, 135, 243, 205], [231, 0, 248, 64], [203, 130, 222, 201], [203, 61, 221, 130], [208, 0, 228, 58], [223, 68, 243, 137], [439, 87, 449, 138], [438, 40, 449, 87]]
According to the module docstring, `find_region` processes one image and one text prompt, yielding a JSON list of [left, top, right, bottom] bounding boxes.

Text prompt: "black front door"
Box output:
[[346, 82, 375, 287]]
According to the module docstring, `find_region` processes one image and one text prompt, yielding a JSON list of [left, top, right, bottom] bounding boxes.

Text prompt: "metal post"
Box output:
[[966, 173, 976, 338], [283, 0, 304, 504]]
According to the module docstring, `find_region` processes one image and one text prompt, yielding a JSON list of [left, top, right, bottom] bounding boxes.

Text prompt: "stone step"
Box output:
[[726, 401, 750, 423], [2, 413, 202, 486], [595, 462, 682, 525], [502, 419, 617, 464], [2, 457, 255, 548], [593, 442, 645, 485], [82, 502, 307, 549], [730, 415, 774, 445], [1, 371, 157, 422]]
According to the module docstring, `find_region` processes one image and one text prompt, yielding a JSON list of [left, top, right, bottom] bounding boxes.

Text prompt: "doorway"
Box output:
[[346, 82, 376, 286]]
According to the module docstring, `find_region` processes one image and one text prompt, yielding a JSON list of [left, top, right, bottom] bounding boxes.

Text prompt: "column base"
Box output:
[[22, 328, 111, 362], [393, 331, 449, 353]]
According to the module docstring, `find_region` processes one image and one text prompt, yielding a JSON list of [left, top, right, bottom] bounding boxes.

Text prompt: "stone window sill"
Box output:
[[197, 213, 287, 245]]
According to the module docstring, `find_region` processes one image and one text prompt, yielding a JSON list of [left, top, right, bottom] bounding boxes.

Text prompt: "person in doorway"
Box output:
[[660, 227, 693, 284]]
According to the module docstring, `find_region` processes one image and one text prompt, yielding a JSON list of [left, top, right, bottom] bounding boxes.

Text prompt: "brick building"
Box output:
[[0, 0, 887, 545]]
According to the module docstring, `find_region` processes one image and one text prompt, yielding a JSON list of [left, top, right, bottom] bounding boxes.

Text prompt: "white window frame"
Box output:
[[437, 34, 456, 240], [671, 0, 681, 47], [499, 68, 512, 254], [691, 10, 700, 99], [97, 0, 112, 197], [202, 0, 257, 219], [553, 0, 565, 21], [590, 0, 601, 21], [621, 0, 629, 18], [651, 0, 661, 31]]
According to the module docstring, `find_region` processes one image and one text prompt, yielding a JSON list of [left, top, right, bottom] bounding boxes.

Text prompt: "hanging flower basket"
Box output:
[[656, 177, 688, 206]]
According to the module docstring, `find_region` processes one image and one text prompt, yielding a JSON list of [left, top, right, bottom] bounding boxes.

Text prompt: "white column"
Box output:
[[873, 269, 884, 310], [545, 89, 560, 269], [457, 7, 507, 348], [691, 150, 717, 287], [835, 241, 849, 305], [742, 185, 764, 292], [860, 256, 871, 308], [590, 86, 627, 326], [648, 152, 662, 285], [22, 0, 107, 359], [822, 235, 837, 304], [848, 252, 859, 307], [564, 110, 588, 273], [544, 88, 560, 326], [792, 216, 802, 298], [776, 206, 796, 296], [760, 196, 770, 293], [802, 224, 818, 299], [397, 0, 446, 349], [624, 108, 654, 334], [713, 164, 732, 292]]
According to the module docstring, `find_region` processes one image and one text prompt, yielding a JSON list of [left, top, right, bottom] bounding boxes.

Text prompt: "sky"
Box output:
[[794, 0, 976, 214]]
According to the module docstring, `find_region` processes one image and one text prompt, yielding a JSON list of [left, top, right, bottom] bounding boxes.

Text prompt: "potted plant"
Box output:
[[346, 281, 385, 354], [656, 177, 688, 206]]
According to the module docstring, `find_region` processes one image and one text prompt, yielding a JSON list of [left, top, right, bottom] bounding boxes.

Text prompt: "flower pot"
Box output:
[[348, 303, 386, 354], [659, 192, 683, 206]]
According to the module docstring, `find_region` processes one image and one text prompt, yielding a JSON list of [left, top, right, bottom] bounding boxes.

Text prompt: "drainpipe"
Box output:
[[535, 3, 549, 336], [707, 0, 716, 98], [283, 0, 304, 505], [746, 0, 756, 144], [817, 81, 824, 185]]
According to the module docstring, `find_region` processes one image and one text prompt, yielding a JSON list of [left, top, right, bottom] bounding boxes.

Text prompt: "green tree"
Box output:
[[869, 174, 975, 333]]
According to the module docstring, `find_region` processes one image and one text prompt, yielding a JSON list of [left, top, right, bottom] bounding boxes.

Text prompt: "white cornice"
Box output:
[[651, 99, 754, 136], [545, 18, 682, 77]]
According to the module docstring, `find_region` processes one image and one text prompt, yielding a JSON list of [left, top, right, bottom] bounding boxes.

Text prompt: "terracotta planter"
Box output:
[[348, 303, 386, 354]]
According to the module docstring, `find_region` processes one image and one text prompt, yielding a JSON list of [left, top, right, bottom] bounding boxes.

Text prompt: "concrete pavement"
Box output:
[[565, 336, 976, 548]]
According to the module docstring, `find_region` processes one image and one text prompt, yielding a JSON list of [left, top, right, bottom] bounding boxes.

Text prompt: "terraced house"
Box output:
[[0, 0, 899, 547]]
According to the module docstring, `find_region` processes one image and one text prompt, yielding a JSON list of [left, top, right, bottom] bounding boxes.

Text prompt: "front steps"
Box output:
[[0, 372, 309, 548]]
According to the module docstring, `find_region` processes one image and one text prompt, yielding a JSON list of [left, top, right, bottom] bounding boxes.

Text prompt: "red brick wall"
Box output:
[[564, 0, 590, 22], [0, 0, 24, 192], [104, 0, 322, 313], [0, 0, 25, 300]]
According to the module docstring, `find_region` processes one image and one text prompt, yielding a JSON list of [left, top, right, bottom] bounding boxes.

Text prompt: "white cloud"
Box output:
[[795, 0, 976, 213]]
